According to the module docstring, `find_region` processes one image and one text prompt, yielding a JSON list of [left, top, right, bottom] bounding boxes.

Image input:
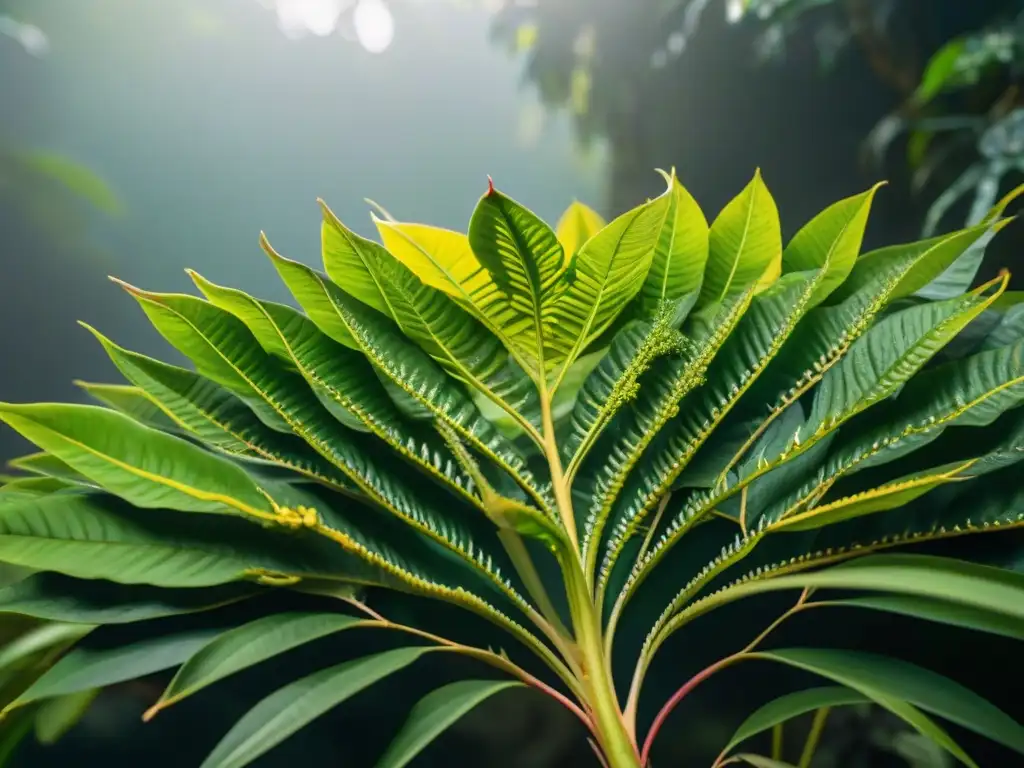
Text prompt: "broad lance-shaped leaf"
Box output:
[[375, 679, 523, 768], [632, 169, 708, 322], [109, 280, 543, 619], [0, 491, 364, 588], [779, 184, 880, 307], [915, 182, 1024, 301], [753, 648, 1024, 760], [700, 220, 1012, 491], [0, 574, 259, 624], [598, 270, 824, 593], [556, 200, 605, 263], [697, 169, 781, 308], [600, 188, 879, 574], [188, 272, 482, 508], [262, 240, 554, 516], [319, 200, 392, 317], [469, 182, 565, 373], [720, 687, 869, 758], [545, 192, 671, 382], [374, 217, 540, 376], [7, 453, 91, 486], [74, 381, 180, 432], [84, 327, 364, 496], [562, 315, 688, 475], [0, 403, 279, 521], [319, 214, 540, 433], [148, 612, 368, 719], [200, 647, 431, 768], [7, 630, 222, 711], [577, 287, 756, 575], [630, 277, 1010, 609]]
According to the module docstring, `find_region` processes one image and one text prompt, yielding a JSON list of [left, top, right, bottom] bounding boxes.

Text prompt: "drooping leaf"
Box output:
[[8, 630, 221, 710], [0, 623, 94, 672], [756, 648, 1024, 760], [721, 687, 868, 757], [0, 404, 278, 521], [200, 647, 431, 768], [375, 679, 523, 768], [149, 612, 368, 718]]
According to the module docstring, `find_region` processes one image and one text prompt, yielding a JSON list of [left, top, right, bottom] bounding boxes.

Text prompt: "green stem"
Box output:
[[798, 708, 830, 768]]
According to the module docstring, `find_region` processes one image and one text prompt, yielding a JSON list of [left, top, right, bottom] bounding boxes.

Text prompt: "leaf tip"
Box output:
[[486, 175, 495, 196]]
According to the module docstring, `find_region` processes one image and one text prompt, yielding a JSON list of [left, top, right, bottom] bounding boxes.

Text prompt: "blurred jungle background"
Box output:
[[2, 1, 1023, 766]]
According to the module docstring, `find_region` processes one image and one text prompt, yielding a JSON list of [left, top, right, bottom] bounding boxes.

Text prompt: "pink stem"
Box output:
[[640, 654, 742, 766]]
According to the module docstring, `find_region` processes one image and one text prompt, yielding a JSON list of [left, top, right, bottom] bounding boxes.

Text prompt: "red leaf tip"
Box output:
[[487, 175, 495, 196]]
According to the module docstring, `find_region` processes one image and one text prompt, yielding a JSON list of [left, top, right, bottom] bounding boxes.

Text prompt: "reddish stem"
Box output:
[[640, 654, 743, 766]]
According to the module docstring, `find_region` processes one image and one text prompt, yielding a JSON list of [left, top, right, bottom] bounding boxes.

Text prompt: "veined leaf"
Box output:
[[7, 453, 90, 485], [698, 170, 781, 307], [600, 271, 823, 593], [545, 193, 671, 380], [374, 218, 537, 372], [188, 273, 480, 507], [755, 648, 1024, 760], [320, 201, 393, 316], [0, 575, 258, 624], [8, 630, 221, 711], [375, 679, 522, 768], [74, 381, 180, 432], [200, 647, 431, 768], [579, 287, 755, 576], [0, 404, 278, 522], [770, 460, 976, 531], [263, 240, 553, 516], [0, 492, 353, 588], [149, 612, 368, 718], [85, 329, 364, 494], [556, 200, 605, 263], [780, 185, 880, 307], [469, 183, 565, 372], [721, 687, 868, 757], [563, 316, 687, 474], [633, 170, 708, 321], [321, 221, 540, 435], [826, 595, 1024, 641]]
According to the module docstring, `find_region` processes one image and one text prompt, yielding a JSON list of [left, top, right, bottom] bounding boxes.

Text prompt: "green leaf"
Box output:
[[698, 170, 781, 307], [18, 151, 123, 217], [200, 647, 431, 768], [827, 595, 1024, 641], [7, 453, 90, 485], [0, 623, 94, 672], [731, 755, 800, 768], [34, 688, 100, 744], [149, 612, 367, 718], [914, 37, 968, 105], [319, 201, 393, 316], [757, 648, 1024, 761], [0, 491, 351, 587], [375, 679, 522, 768], [9, 630, 221, 710], [780, 185, 880, 307], [0, 575, 257, 624], [73, 381, 180, 432], [722, 687, 868, 757], [546, 193, 671, 378], [555, 200, 605, 262], [321, 219, 540, 433], [0, 404, 278, 521], [469, 184, 565, 372], [633, 170, 708, 321]]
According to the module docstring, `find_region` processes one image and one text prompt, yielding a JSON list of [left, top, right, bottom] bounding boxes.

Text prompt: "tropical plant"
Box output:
[[2, 169, 1024, 768]]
